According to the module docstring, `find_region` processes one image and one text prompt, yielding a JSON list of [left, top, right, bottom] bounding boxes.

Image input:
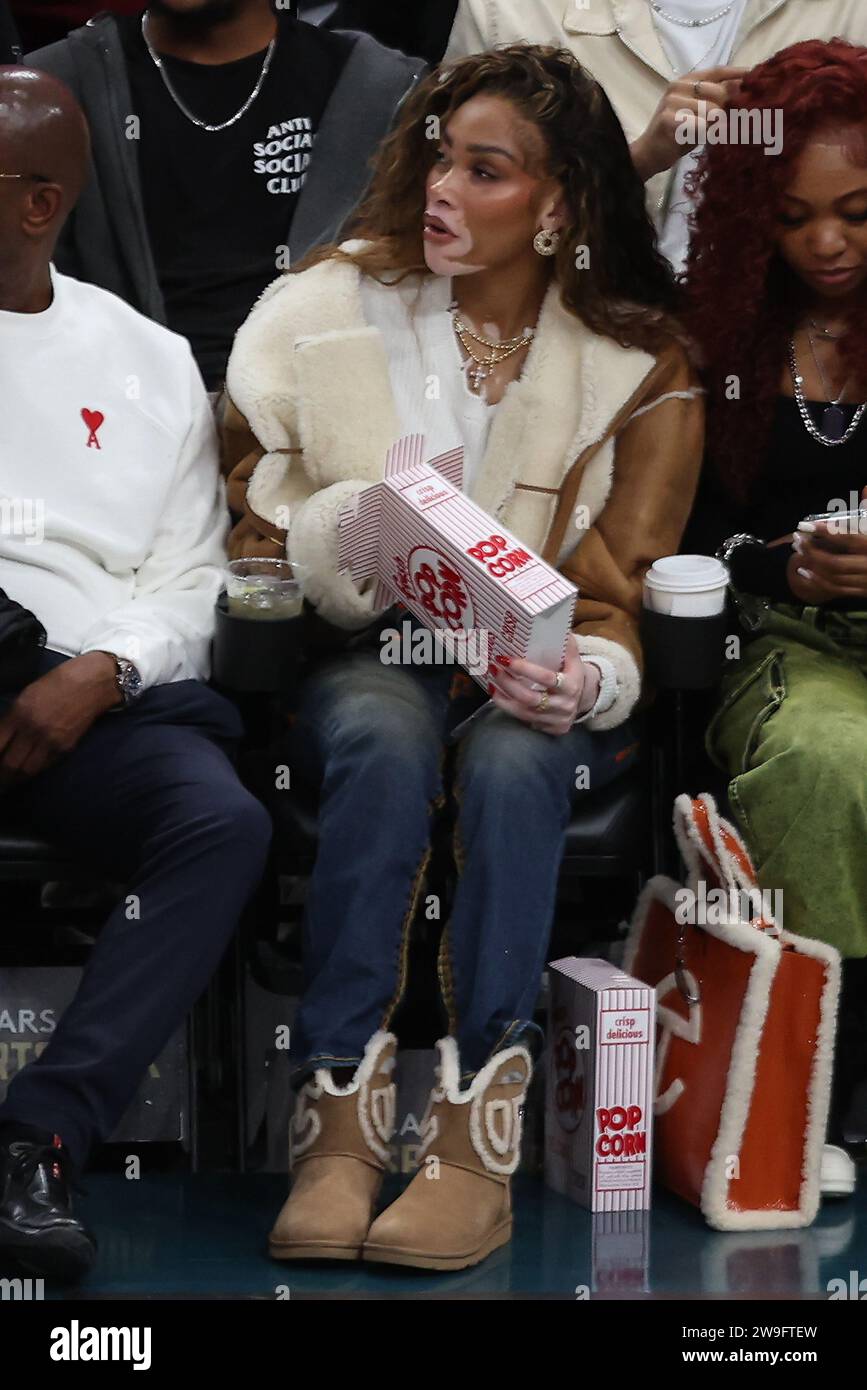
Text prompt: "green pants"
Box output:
[[707, 598, 867, 958]]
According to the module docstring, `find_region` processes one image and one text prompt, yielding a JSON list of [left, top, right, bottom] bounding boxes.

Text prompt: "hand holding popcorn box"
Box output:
[[337, 434, 577, 687], [546, 957, 655, 1212]]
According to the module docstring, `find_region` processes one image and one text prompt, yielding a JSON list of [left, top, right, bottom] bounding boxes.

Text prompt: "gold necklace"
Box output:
[[451, 312, 534, 391]]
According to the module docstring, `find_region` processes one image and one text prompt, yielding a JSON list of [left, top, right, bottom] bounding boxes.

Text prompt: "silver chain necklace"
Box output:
[[788, 339, 866, 447], [806, 327, 849, 419], [141, 11, 276, 133], [649, 1, 735, 26]]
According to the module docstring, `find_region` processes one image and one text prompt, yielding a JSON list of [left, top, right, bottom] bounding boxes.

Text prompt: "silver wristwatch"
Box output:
[[113, 656, 144, 707]]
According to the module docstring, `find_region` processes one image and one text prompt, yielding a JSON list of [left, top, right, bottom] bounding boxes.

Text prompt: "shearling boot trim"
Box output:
[[290, 1031, 397, 1170], [419, 1037, 532, 1178]]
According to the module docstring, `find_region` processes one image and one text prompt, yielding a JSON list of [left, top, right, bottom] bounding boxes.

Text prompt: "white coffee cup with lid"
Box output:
[[643, 555, 729, 617]]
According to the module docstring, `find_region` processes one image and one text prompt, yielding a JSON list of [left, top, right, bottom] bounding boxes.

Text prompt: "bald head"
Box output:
[[0, 69, 90, 295], [0, 67, 90, 225]]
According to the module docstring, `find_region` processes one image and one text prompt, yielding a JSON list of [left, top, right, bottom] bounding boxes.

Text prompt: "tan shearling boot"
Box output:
[[269, 1031, 397, 1261], [362, 1037, 532, 1270]]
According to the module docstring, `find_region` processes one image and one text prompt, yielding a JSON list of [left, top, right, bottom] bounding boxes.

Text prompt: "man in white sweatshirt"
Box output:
[[0, 68, 271, 1283]]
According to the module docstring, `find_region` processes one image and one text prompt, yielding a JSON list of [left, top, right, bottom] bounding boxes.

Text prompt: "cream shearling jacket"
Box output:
[[222, 245, 704, 730], [446, 0, 867, 227]]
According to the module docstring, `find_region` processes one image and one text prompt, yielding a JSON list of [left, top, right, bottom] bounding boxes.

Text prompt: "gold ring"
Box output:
[[536, 690, 550, 713], [551, 672, 564, 692]]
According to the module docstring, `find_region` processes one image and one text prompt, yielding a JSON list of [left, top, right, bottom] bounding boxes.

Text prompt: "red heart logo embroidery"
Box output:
[[81, 408, 105, 449]]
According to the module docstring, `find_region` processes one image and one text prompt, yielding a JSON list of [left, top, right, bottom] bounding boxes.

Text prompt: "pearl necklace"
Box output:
[[141, 11, 276, 133], [649, 1, 735, 27]]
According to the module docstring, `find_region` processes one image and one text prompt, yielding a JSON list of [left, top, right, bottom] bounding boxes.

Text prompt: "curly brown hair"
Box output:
[[294, 44, 680, 354]]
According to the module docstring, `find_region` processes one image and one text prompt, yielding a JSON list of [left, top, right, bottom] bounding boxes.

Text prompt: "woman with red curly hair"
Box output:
[[685, 43, 867, 963]]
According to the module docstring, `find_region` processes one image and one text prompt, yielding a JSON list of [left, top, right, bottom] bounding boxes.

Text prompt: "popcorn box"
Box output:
[[337, 434, 577, 687], [545, 957, 655, 1212]]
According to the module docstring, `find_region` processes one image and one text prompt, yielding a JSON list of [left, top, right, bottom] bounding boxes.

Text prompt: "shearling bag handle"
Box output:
[[673, 793, 781, 938]]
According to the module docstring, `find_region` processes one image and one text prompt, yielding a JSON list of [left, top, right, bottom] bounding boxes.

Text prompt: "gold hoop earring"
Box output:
[[533, 228, 560, 257]]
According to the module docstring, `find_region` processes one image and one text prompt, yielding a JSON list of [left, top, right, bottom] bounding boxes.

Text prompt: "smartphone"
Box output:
[[803, 508, 867, 530]]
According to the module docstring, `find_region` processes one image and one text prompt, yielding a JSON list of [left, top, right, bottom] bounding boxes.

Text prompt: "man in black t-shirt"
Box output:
[[27, 1, 424, 388], [117, 0, 351, 388]]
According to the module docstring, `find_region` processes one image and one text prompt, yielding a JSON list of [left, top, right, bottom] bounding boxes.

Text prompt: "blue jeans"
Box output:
[[287, 616, 640, 1085]]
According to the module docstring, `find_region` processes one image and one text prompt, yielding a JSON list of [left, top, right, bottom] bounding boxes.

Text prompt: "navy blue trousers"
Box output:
[[0, 651, 272, 1168]]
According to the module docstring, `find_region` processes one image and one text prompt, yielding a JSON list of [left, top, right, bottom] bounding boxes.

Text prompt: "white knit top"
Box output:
[[359, 271, 495, 494]]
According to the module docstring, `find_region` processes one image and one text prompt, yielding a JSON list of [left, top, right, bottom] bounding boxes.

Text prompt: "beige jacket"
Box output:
[[446, 0, 867, 222], [221, 245, 703, 730]]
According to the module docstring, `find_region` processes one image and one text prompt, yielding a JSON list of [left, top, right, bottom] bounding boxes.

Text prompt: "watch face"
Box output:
[[119, 660, 143, 703]]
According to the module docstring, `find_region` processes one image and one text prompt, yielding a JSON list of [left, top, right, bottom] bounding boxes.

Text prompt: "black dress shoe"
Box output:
[[0, 1126, 97, 1283]]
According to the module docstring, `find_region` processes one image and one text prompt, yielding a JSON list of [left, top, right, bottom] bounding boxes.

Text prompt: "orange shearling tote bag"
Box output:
[[624, 794, 840, 1230]]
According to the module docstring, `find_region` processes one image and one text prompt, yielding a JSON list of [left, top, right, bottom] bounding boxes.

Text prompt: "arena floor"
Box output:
[[50, 1170, 867, 1301]]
